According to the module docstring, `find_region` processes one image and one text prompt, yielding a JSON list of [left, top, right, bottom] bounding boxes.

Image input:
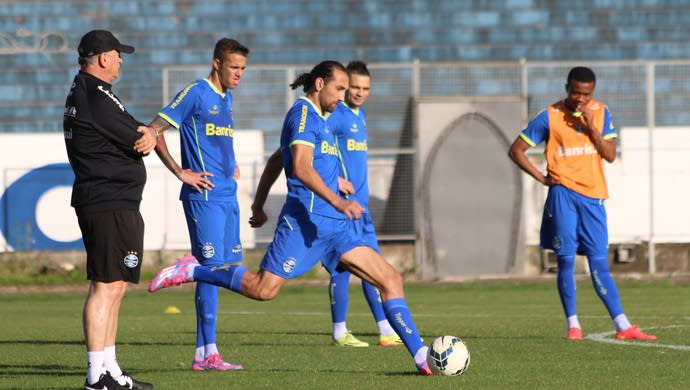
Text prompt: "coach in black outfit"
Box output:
[[63, 29, 156, 390]]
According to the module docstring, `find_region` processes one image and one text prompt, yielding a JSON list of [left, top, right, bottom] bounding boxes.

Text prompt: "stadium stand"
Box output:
[[1, 0, 689, 135]]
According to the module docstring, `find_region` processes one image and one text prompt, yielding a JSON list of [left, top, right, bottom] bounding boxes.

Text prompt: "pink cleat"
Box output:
[[416, 360, 433, 376], [567, 327, 583, 340], [615, 325, 656, 340], [148, 254, 199, 292], [199, 353, 243, 371], [191, 358, 206, 371]]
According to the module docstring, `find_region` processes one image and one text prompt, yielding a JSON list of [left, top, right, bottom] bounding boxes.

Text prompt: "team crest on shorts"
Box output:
[[123, 251, 139, 268], [552, 236, 561, 250], [201, 242, 215, 259], [282, 257, 297, 273]]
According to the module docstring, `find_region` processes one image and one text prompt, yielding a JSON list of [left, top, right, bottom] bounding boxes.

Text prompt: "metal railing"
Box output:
[[163, 59, 690, 272]]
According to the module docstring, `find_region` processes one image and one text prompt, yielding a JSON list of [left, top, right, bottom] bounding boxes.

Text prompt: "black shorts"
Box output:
[[77, 209, 145, 283]]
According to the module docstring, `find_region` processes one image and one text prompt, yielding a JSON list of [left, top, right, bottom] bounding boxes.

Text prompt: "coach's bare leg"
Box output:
[[240, 269, 287, 301], [105, 282, 127, 347], [339, 246, 404, 301], [83, 281, 128, 351]]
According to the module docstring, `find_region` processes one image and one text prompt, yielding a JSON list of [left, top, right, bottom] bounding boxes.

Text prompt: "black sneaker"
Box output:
[[115, 371, 154, 390], [84, 372, 130, 390]]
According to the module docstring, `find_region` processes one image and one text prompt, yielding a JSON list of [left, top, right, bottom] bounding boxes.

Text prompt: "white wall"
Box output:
[[521, 126, 690, 245]]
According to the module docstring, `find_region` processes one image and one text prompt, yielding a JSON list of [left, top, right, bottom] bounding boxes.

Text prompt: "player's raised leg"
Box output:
[[360, 280, 402, 346], [339, 246, 431, 375], [149, 256, 289, 302]]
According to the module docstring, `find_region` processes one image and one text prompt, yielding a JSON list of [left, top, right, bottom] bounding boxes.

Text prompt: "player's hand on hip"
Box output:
[[179, 170, 214, 192], [543, 175, 559, 187], [134, 126, 157, 154]]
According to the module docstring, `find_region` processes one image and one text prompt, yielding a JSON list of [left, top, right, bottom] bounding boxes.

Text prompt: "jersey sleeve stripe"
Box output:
[[519, 132, 537, 147], [290, 140, 315, 148], [157, 113, 180, 129]]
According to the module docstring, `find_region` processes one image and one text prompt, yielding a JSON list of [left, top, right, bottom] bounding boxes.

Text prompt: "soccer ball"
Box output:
[[426, 335, 470, 376]]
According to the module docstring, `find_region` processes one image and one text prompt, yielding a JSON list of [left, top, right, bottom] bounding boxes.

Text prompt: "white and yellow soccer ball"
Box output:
[[426, 335, 471, 376]]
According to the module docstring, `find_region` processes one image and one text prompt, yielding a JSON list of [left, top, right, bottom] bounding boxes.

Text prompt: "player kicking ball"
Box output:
[[149, 60, 433, 375], [248, 61, 403, 349]]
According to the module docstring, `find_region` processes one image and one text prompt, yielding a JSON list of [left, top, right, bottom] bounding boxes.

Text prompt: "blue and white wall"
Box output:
[[0, 131, 265, 251], [4, 126, 690, 252]]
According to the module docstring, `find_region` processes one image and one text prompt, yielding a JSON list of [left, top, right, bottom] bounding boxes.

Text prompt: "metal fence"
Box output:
[[163, 59, 690, 144], [162, 60, 690, 256]]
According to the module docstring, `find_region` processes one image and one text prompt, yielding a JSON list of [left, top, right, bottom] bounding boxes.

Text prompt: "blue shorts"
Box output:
[[352, 212, 381, 253], [540, 185, 608, 257], [260, 206, 368, 279], [183, 200, 243, 266], [320, 212, 380, 275]]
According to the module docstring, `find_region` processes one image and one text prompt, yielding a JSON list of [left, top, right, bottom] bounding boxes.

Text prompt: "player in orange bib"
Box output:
[[508, 66, 656, 341]]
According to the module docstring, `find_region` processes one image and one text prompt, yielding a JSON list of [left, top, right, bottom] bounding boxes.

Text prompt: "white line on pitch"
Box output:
[[586, 325, 690, 351]]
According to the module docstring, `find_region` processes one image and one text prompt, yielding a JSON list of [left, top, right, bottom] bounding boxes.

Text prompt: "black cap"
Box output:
[[77, 30, 135, 57]]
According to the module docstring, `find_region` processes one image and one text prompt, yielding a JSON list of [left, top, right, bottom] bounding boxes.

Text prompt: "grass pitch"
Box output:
[[0, 279, 688, 389]]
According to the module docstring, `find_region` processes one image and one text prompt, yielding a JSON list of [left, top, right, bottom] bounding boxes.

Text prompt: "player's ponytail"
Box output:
[[289, 73, 312, 91], [289, 60, 347, 92]]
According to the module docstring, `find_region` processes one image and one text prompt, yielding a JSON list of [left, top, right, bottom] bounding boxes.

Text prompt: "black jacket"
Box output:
[[63, 71, 146, 213]]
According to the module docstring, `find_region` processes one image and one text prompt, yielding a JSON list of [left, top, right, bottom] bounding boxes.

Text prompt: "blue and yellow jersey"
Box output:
[[328, 101, 370, 208], [159, 79, 237, 201], [281, 97, 343, 219], [519, 99, 617, 199]]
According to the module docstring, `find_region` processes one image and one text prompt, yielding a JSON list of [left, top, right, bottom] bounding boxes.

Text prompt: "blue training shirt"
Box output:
[[159, 79, 237, 201], [280, 97, 344, 219], [328, 101, 370, 208]]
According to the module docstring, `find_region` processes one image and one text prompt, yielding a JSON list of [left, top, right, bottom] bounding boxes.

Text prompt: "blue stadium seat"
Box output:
[[1, 0, 690, 135]]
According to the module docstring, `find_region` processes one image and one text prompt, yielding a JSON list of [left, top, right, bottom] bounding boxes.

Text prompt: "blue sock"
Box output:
[[362, 281, 386, 322], [195, 293, 204, 351], [329, 272, 350, 323], [588, 255, 624, 318], [195, 282, 218, 347], [193, 264, 248, 294], [557, 255, 577, 317], [383, 298, 424, 358]]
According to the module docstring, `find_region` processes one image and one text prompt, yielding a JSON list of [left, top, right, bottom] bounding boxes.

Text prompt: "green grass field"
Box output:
[[0, 279, 688, 389]]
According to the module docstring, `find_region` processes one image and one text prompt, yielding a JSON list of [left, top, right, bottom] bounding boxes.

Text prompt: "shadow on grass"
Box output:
[[0, 363, 82, 376], [0, 339, 82, 346], [0, 363, 178, 377]]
